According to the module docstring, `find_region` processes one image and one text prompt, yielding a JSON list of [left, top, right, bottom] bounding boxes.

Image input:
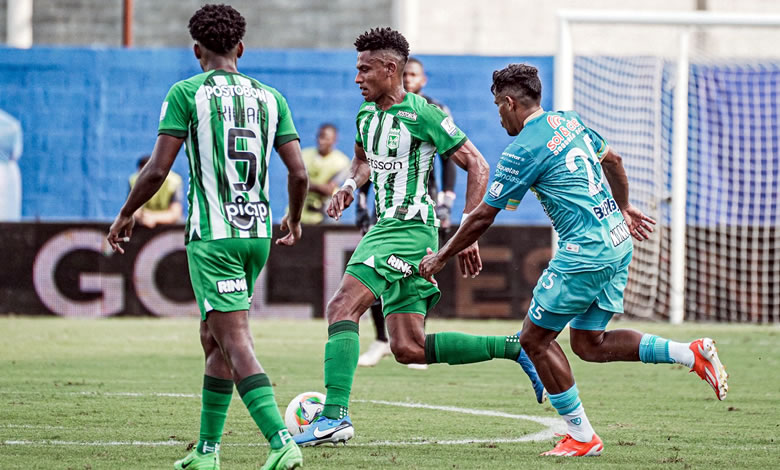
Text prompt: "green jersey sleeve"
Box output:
[[271, 90, 300, 149], [483, 143, 543, 211], [419, 103, 467, 158], [158, 81, 190, 138]]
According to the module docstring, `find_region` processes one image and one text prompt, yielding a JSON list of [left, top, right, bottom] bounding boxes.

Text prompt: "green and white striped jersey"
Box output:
[[158, 70, 299, 243], [355, 92, 467, 226]]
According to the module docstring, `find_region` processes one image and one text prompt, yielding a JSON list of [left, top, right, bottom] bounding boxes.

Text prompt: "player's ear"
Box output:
[[386, 60, 397, 78], [505, 95, 517, 111], [193, 43, 202, 60], [236, 41, 244, 59]]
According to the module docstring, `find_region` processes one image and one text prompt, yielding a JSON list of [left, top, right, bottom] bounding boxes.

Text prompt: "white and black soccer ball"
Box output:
[[284, 391, 326, 436]]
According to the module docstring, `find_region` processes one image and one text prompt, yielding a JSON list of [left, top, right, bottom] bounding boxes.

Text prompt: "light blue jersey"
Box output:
[[483, 110, 632, 267]]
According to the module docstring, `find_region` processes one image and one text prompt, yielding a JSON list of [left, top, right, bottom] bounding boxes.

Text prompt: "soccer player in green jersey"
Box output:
[[293, 27, 544, 447], [420, 64, 729, 457], [107, 5, 307, 470]]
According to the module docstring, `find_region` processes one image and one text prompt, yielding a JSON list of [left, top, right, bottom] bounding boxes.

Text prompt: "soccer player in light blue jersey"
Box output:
[[420, 63, 729, 457]]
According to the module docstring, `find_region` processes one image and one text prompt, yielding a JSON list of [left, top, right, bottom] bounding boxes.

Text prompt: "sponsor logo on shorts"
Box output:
[[610, 220, 630, 247], [386, 128, 401, 150], [396, 110, 417, 121], [489, 181, 504, 198], [440, 117, 458, 136], [216, 278, 248, 294], [224, 196, 269, 230], [387, 254, 413, 278]]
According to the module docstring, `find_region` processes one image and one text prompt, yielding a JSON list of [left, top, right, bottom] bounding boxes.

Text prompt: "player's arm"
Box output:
[[600, 147, 655, 241], [276, 139, 308, 246], [419, 201, 499, 282], [327, 143, 369, 221], [446, 139, 490, 276], [108, 134, 184, 253]]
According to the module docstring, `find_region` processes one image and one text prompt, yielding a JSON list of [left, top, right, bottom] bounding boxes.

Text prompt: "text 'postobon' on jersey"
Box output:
[[355, 92, 467, 226], [158, 70, 299, 243], [483, 110, 632, 265]]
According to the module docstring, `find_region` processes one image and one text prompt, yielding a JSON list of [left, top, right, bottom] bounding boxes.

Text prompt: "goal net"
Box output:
[[557, 11, 780, 323]]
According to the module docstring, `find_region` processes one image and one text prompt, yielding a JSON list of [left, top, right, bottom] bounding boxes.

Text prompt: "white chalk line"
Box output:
[[1, 392, 564, 447]]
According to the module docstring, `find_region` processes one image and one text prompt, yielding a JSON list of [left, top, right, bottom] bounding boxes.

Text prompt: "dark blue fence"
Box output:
[[0, 47, 552, 225]]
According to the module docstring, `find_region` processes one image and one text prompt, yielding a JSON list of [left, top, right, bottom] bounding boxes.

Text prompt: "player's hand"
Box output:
[[107, 213, 135, 254], [621, 203, 656, 241], [276, 214, 302, 246], [418, 247, 443, 285], [327, 188, 355, 221], [456, 241, 482, 278]]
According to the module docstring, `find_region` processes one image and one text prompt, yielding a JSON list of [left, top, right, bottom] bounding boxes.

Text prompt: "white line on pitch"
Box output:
[[353, 399, 565, 442]]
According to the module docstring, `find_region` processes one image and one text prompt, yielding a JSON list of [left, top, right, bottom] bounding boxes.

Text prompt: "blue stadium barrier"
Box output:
[[0, 47, 552, 225]]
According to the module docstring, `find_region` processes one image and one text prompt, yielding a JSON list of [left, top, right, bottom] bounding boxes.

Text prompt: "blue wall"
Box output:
[[0, 47, 551, 225]]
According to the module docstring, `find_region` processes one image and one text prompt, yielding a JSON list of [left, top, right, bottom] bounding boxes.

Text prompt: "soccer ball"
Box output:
[[284, 391, 326, 436]]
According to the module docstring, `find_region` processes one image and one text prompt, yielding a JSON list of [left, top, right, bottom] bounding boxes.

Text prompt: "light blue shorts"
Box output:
[[527, 250, 632, 332]]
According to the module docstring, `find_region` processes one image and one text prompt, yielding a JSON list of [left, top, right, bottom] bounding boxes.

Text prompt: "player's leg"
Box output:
[[519, 310, 603, 456], [384, 276, 524, 365], [293, 273, 376, 446], [518, 262, 612, 456], [174, 322, 233, 470], [569, 309, 728, 400], [382, 275, 544, 400], [569, 251, 727, 400], [185, 238, 301, 468], [357, 300, 392, 367]]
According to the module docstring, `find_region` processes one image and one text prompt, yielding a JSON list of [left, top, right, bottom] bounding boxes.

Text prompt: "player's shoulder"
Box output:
[[172, 71, 212, 90], [234, 74, 288, 106], [406, 92, 446, 117], [356, 100, 378, 117]]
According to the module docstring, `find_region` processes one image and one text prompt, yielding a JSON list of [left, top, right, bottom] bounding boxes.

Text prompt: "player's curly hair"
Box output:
[[188, 4, 246, 54], [354, 27, 410, 63], [491, 64, 542, 105]]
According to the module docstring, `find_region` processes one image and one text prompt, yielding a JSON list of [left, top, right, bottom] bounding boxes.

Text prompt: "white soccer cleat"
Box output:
[[689, 338, 728, 400], [407, 363, 428, 370], [357, 340, 391, 367]]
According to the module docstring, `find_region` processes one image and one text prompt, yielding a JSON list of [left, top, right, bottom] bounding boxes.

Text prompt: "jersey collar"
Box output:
[[524, 108, 545, 126]]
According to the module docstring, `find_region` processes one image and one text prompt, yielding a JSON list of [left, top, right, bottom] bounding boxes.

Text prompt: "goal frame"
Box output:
[[555, 10, 780, 324]]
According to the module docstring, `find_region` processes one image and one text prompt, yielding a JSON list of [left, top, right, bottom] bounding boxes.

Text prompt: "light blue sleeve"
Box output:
[[482, 143, 543, 211]]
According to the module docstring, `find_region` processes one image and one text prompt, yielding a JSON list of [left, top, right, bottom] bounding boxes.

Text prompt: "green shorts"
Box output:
[[529, 250, 632, 332], [186, 237, 271, 320], [345, 217, 440, 316]]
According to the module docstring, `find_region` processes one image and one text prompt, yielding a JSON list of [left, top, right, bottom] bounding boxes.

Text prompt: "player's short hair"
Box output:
[[188, 4, 246, 54], [318, 123, 338, 134], [354, 27, 410, 66], [406, 56, 423, 68], [491, 64, 542, 106]]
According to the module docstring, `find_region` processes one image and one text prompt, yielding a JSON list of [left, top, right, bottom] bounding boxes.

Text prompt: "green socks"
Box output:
[[197, 375, 233, 454], [237, 373, 290, 450], [424, 333, 523, 365], [322, 320, 360, 420]]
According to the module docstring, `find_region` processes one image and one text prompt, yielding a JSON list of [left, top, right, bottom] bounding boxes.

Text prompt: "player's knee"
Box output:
[[570, 336, 603, 362], [326, 292, 362, 323], [518, 330, 544, 357], [390, 341, 424, 364]]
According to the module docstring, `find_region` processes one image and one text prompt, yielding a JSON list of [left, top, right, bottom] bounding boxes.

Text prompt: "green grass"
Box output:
[[0, 317, 778, 469]]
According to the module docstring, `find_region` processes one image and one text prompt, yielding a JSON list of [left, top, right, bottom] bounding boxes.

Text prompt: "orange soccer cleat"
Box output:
[[689, 338, 728, 400], [541, 433, 603, 457]]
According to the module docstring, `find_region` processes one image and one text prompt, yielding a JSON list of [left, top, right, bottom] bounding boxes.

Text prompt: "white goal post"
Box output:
[[555, 10, 780, 324]]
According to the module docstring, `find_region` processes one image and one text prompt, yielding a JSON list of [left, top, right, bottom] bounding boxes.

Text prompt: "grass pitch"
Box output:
[[0, 317, 778, 469]]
